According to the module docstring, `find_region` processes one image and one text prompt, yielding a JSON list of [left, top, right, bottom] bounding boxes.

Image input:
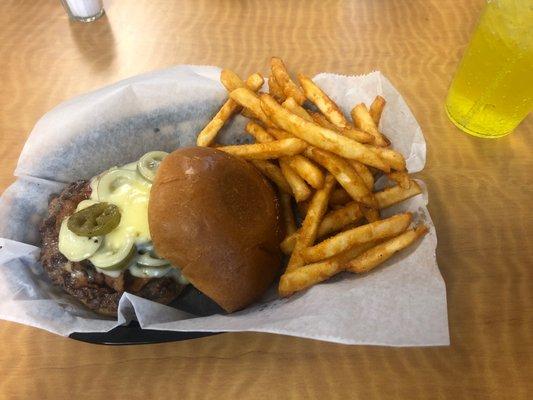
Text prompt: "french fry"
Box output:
[[286, 174, 336, 272], [280, 192, 297, 236], [387, 170, 411, 189], [351, 103, 390, 147], [361, 206, 380, 222], [369, 95, 386, 126], [286, 155, 325, 189], [346, 225, 428, 273], [260, 94, 390, 172], [279, 241, 376, 297], [330, 180, 422, 208], [246, 123, 324, 190], [282, 97, 314, 122], [367, 145, 406, 171], [245, 121, 275, 143], [270, 57, 307, 105], [297, 200, 310, 216], [241, 108, 257, 119], [304, 147, 377, 208], [218, 138, 307, 160], [298, 73, 349, 129], [230, 87, 273, 127], [251, 160, 292, 194], [267, 127, 294, 140], [301, 213, 412, 263], [310, 111, 373, 144], [279, 159, 312, 202], [348, 160, 374, 190], [197, 73, 264, 147], [268, 75, 286, 102], [281, 201, 364, 255], [329, 187, 353, 206]]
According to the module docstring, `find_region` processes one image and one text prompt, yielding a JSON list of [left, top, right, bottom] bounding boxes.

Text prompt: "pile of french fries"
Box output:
[[196, 57, 428, 297]]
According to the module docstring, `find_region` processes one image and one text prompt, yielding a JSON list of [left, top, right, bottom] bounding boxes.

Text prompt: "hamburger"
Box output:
[[40, 146, 282, 316]]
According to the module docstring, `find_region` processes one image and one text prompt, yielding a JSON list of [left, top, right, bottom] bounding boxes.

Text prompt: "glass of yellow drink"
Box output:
[[445, 0, 532, 138]]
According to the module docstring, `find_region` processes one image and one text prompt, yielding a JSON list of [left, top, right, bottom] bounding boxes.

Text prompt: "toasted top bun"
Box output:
[[148, 146, 282, 313]]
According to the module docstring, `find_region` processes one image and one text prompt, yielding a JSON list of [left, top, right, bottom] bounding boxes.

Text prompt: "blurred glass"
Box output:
[[445, 0, 532, 138], [60, 0, 104, 23]]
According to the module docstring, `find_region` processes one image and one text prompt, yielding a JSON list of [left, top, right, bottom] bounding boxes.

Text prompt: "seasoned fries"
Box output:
[[271, 57, 306, 105], [298, 73, 349, 129], [197, 73, 264, 147], [282, 97, 314, 122], [304, 146, 377, 208], [351, 103, 390, 147], [279, 241, 376, 297], [230, 87, 272, 127], [279, 158, 312, 202], [286, 175, 336, 272], [369, 95, 386, 125], [260, 94, 390, 172], [251, 160, 292, 194], [287, 155, 325, 189], [195, 59, 429, 298], [219, 138, 307, 159], [280, 192, 297, 236], [302, 213, 412, 263], [346, 225, 428, 273], [281, 201, 363, 254], [268, 75, 286, 102]]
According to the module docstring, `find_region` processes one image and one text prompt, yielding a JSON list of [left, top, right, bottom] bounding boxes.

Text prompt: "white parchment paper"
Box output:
[[0, 66, 448, 345]]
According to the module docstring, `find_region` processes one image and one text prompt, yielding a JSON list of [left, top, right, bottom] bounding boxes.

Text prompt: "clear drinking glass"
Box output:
[[445, 0, 533, 138], [60, 0, 105, 23]]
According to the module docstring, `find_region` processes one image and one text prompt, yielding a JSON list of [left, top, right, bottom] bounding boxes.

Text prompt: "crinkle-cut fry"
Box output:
[[279, 158, 312, 202], [387, 170, 411, 189], [218, 138, 307, 160], [282, 97, 314, 122], [281, 201, 364, 255], [230, 87, 273, 127], [279, 241, 376, 297], [196, 73, 264, 147], [310, 111, 373, 144], [302, 212, 412, 263], [286, 155, 325, 189], [351, 103, 390, 147], [346, 225, 428, 273], [367, 145, 406, 171], [369, 95, 386, 126], [251, 160, 292, 194], [270, 57, 307, 105], [260, 94, 390, 172], [245, 121, 275, 143], [348, 160, 374, 190], [304, 147, 377, 208], [286, 174, 336, 272], [375, 180, 422, 209], [268, 74, 286, 102], [280, 192, 297, 236], [298, 73, 349, 129]]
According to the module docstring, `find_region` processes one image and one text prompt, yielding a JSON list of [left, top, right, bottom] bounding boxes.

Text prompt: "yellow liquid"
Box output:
[[446, 0, 533, 138]]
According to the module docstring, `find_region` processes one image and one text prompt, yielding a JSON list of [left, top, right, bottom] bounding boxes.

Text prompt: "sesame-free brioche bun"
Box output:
[[148, 146, 282, 313]]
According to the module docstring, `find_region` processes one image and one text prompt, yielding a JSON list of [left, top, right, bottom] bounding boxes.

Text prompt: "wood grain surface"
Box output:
[[0, 0, 531, 399]]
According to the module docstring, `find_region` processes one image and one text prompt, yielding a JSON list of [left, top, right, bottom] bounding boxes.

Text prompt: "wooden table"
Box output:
[[0, 0, 531, 398]]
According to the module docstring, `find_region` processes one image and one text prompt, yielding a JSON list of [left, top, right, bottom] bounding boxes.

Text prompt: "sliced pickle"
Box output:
[[137, 151, 168, 182], [67, 202, 121, 237], [97, 169, 140, 200], [58, 219, 102, 262], [89, 237, 135, 270], [137, 253, 170, 268]]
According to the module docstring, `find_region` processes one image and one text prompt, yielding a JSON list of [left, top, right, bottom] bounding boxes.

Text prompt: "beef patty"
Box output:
[[39, 180, 182, 316]]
